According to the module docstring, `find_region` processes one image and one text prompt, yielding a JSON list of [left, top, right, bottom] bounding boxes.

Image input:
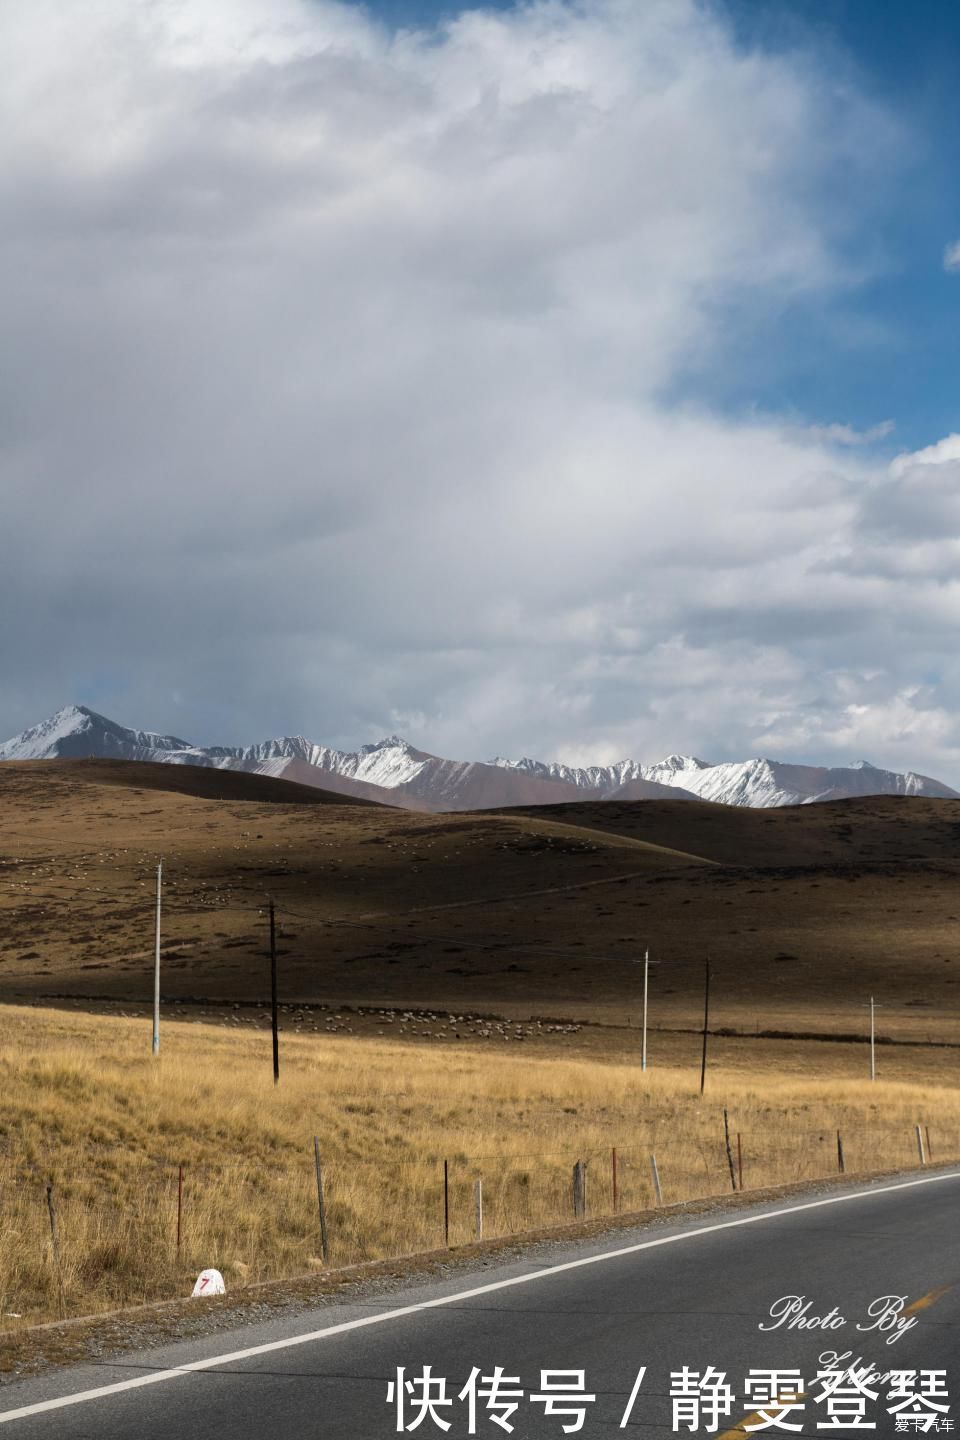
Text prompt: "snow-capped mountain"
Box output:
[[1, 705, 956, 811], [636, 755, 956, 807], [0, 705, 193, 761], [492, 749, 957, 807], [492, 751, 709, 794], [0, 707, 424, 807], [489, 754, 649, 789], [199, 733, 430, 789]]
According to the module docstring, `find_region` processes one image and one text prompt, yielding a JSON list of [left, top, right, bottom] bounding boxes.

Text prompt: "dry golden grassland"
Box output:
[[1, 1004, 958, 1331]]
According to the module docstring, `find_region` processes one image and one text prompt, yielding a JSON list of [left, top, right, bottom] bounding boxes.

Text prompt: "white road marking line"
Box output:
[[1, 1170, 957, 1426]]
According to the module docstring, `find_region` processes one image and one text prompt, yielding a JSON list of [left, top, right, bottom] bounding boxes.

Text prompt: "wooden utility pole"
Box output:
[[632, 948, 659, 1071], [699, 959, 710, 1095], [869, 995, 876, 1081], [152, 860, 162, 1056], [864, 996, 884, 1081], [270, 900, 279, 1085], [641, 948, 650, 1072]]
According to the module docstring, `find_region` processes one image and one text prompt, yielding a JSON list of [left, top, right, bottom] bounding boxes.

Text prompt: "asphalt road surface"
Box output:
[[0, 1171, 957, 1439]]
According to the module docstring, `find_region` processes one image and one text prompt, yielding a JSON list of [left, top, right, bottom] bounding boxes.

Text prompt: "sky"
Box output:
[[2, 0, 960, 777]]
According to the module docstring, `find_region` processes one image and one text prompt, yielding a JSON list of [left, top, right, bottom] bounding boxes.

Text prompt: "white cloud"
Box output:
[[2, 0, 954, 781], [804, 420, 894, 447], [889, 432, 960, 476], [755, 688, 960, 773], [943, 239, 960, 272]]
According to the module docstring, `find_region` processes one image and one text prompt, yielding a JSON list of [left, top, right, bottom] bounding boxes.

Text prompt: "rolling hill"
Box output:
[[2, 758, 960, 1048]]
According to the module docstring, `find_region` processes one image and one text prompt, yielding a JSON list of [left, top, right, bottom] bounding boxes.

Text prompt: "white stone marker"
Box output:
[[191, 1268, 226, 1297]]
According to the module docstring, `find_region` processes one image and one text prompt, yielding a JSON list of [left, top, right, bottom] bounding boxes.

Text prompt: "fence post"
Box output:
[[925, 1125, 933, 1162], [611, 1148, 619, 1214], [723, 1109, 736, 1192], [474, 1178, 483, 1241], [443, 1159, 450, 1246], [45, 1183, 66, 1321], [176, 1164, 184, 1257], [572, 1160, 586, 1220], [737, 1132, 743, 1192], [837, 1130, 845, 1174], [650, 1153, 663, 1206], [314, 1137, 330, 1264], [915, 1125, 926, 1166]]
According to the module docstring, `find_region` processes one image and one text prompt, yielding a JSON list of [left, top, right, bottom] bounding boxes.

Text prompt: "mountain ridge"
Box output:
[[0, 704, 955, 811]]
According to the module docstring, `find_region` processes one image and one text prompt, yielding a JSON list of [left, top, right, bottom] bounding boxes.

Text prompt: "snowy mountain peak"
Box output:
[[0, 704, 192, 762], [53, 703, 92, 723], [359, 735, 415, 755], [1, 706, 957, 810], [27, 703, 95, 736], [649, 754, 711, 774], [0, 704, 93, 759]]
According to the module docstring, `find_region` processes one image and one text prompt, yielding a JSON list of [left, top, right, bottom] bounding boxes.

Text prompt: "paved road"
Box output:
[[0, 1172, 957, 1438]]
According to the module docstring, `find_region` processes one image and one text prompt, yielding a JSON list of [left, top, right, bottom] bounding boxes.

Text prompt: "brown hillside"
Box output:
[[494, 793, 960, 868], [19, 757, 384, 807], [2, 764, 960, 1048]]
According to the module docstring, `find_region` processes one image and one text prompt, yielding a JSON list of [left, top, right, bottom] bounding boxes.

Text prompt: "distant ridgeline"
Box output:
[[1, 704, 956, 813]]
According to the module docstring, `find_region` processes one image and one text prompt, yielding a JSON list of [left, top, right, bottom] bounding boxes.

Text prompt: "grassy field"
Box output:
[[2, 762, 960, 1328], [1, 1004, 957, 1329]]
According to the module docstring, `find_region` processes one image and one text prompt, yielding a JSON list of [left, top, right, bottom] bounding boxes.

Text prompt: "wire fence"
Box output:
[[1, 1119, 954, 1329]]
